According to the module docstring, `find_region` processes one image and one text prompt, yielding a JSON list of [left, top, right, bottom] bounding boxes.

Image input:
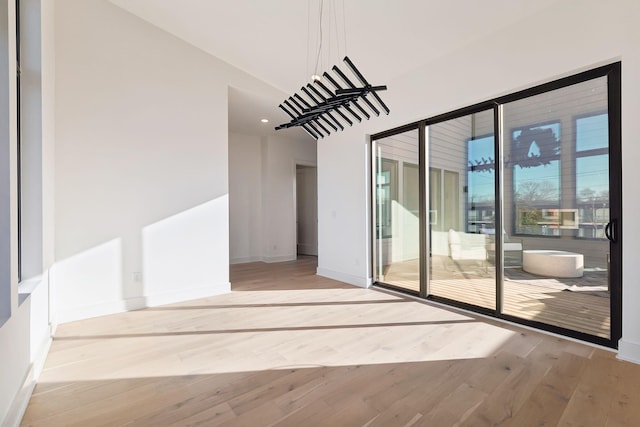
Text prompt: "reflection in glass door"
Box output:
[[502, 76, 612, 339], [427, 109, 497, 310], [373, 128, 420, 293]]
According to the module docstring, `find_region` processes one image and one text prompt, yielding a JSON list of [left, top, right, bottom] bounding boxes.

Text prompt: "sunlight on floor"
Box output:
[[40, 289, 517, 383]]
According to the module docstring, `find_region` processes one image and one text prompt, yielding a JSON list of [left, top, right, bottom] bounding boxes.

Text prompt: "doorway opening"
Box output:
[[296, 165, 318, 257]]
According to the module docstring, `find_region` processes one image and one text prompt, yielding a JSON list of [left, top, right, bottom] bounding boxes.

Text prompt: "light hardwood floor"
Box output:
[[21, 257, 640, 426], [382, 257, 611, 338]]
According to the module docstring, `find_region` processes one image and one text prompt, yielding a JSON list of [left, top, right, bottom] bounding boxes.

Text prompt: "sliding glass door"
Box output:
[[501, 76, 613, 339], [372, 128, 420, 294], [428, 109, 497, 310], [371, 63, 621, 347]]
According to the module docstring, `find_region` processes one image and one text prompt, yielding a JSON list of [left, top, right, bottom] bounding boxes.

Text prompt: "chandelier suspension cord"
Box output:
[[342, 0, 347, 56], [276, 0, 388, 139], [332, 0, 339, 59], [314, 0, 324, 78], [306, 0, 310, 80], [333, 0, 346, 58], [326, 0, 331, 69]]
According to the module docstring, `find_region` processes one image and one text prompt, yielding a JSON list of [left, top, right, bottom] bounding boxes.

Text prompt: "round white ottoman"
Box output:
[[522, 250, 584, 278]]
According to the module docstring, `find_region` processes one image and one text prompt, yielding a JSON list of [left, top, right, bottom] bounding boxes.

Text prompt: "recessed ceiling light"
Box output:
[[261, 118, 269, 123]]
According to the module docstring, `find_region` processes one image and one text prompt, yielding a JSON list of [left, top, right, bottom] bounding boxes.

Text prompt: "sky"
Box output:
[[467, 114, 609, 204]]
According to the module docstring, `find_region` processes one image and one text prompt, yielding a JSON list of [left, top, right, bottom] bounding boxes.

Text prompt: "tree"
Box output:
[[515, 181, 558, 204], [578, 187, 596, 203]]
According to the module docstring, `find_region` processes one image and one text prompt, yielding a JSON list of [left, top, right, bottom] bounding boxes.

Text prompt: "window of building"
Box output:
[[511, 122, 561, 236], [576, 113, 609, 239], [467, 135, 496, 233]]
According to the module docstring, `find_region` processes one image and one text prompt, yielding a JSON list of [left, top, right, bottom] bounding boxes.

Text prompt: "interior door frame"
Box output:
[[294, 161, 318, 257]]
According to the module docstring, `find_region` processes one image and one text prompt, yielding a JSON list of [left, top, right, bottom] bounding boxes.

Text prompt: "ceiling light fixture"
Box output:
[[275, 56, 389, 139], [275, 0, 389, 139], [260, 118, 269, 123]]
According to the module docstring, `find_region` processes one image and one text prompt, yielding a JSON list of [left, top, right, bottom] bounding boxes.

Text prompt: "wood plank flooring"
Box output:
[[382, 257, 610, 338], [21, 257, 640, 426]]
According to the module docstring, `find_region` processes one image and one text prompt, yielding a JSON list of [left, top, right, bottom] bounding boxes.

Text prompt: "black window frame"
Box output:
[[15, 0, 22, 283], [371, 62, 622, 349]]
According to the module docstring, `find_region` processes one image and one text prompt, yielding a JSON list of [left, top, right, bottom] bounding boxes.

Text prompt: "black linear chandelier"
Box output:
[[275, 57, 389, 139]]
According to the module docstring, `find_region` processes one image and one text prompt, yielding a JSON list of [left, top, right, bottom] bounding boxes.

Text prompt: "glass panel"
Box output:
[[443, 170, 460, 232], [403, 163, 419, 216], [428, 110, 496, 309], [576, 113, 608, 151], [373, 129, 420, 293], [576, 114, 609, 239], [577, 155, 609, 239], [502, 77, 610, 339], [429, 168, 442, 231], [512, 123, 561, 236], [467, 135, 495, 234], [377, 159, 397, 239]]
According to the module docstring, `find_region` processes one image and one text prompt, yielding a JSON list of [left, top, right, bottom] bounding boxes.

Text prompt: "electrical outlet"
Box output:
[[133, 272, 142, 282]]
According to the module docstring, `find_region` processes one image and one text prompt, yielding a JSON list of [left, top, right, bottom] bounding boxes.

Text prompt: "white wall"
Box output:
[[41, 0, 55, 273], [262, 134, 317, 262], [0, 1, 55, 424], [0, 1, 21, 422], [229, 132, 263, 263], [317, 127, 373, 286], [6, 0, 305, 420], [229, 131, 316, 264], [317, 0, 640, 361], [52, 0, 288, 322]]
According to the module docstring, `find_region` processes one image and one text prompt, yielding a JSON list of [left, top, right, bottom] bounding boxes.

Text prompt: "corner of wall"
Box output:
[[316, 266, 370, 288]]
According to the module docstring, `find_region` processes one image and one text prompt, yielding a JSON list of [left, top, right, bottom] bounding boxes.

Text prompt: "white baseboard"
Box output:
[[316, 267, 370, 288], [139, 283, 231, 307], [56, 282, 231, 324], [230, 256, 262, 264], [263, 254, 297, 263], [231, 255, 298, 264], [297, 244, 318, 256], [618, 339, 640, 365], [4, 332, 52, 427]]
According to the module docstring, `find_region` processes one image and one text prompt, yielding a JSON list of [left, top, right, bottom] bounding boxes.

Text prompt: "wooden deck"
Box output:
[[380, 257, 610, 338], [21, 257, 639, 426]]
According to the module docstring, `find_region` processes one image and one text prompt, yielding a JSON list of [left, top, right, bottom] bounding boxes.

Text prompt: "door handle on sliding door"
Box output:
[[605, 219, 617, 243]]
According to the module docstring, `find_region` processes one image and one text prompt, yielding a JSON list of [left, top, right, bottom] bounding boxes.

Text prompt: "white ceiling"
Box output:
[[227, 87, 308, 139], [110, 0, 561, 138]]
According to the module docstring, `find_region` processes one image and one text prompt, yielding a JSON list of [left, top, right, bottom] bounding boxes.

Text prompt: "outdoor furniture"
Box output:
[[485, 240, 523, 267], [523, 250, 584, 278], [448, 229, 487, 262], [481, 228, 523, 266]]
